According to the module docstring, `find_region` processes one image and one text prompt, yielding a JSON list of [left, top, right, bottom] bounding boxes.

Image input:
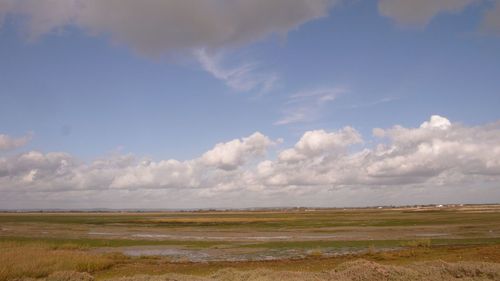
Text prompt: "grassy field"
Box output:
[[1, 205, 500, 280], [2, 206, 500, 228]]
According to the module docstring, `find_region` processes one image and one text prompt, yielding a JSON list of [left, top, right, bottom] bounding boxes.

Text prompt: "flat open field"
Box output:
[[1, 205, 500, 280]]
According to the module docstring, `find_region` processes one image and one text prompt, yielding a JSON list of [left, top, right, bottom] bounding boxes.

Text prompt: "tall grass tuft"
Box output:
[[401, 239, 432, 248], [0, 241, 117, 281]]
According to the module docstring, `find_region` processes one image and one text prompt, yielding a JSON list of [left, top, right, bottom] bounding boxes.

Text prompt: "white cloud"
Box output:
[[1, 116, 500, 208], [378, 0, 478, 26], [279, 127, 362, 162], [419, 115, 452, 129], [201, 132, 274, 170], [362, 116, 500, 182], [0, 133, 32, 151], [275, 87, 345, 125], [258, 116, 500, 190], [109, 159, 199, 189]]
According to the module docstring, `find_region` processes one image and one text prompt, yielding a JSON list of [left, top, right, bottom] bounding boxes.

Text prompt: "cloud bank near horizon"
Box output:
[[1, 115, 499, 208]]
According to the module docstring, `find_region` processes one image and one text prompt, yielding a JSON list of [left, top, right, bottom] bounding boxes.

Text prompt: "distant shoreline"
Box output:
[[1, 203, 499, 213]]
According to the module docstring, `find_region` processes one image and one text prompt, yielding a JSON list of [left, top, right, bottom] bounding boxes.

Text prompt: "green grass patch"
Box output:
[[2, 209, 500, 229], [242, 237, 500, 250], [0, 236, 223, 249]]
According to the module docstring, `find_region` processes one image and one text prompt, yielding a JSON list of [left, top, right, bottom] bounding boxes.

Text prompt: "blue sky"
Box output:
[[1, 0, 500, 208]]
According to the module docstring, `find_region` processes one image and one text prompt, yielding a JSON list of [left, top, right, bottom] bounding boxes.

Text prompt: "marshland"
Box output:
[[2, 205, 500, 280]]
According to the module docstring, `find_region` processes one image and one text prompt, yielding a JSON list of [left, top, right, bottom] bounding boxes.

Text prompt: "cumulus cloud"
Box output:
[[109, 159, 199, 189], [0, 0, 333, 54], [378, 0, 478, 26], [81, 0, 334, 55], [278, 127, 362, 162], [0, 132, 275, 193], [1, 116, 500, 207], [259, 115, 500, 189], [419, 115, 452, 129], [201, 132, 274, 170], [0, 133, 31, 151], [366, 115, 500, 179]]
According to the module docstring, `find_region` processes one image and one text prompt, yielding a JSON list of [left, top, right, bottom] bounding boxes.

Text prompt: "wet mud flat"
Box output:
[[96, 244, 389, 262], [2, 205, 500, 244], [88, 231, 340, 241]]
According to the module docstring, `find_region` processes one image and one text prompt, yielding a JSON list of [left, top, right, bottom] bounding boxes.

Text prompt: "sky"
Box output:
[[0, 0, 500, 209]]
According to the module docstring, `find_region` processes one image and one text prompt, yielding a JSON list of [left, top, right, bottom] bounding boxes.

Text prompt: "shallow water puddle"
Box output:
[[123, 247, 210, 260], [88, 231, 319, 241], [88, 232, 116, 235], [97, 245, 382, 262], [415, 233, 449, 237]]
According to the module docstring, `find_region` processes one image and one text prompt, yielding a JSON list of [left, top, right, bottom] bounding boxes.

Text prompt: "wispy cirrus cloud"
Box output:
[[347, 97, 400, 109], [0, 0, 336, 93], [194, 49, 278, 93], [274, 87, 346, 125]]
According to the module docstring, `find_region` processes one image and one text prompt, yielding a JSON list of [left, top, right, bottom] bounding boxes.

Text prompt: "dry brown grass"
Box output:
[[45, 271, 95, 281], [400, 238, 432, 248], [307, 249, 324, 257], [105, 259, 500, 281], [2, 242, 500, 281], [147, 217, 294, 223], [0, 242, 118, 281]]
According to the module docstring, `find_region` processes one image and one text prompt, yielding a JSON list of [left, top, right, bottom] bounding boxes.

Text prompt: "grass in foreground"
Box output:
[[100, 259, 500, 281], [21, 259, 500, 281], [0, 241, 122, 281]]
